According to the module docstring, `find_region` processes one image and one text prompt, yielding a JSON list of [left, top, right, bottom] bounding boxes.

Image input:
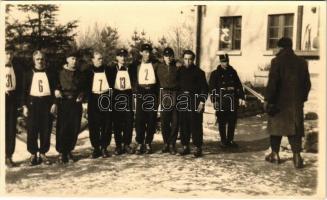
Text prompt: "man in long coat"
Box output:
[[264, 37, 311, 169]]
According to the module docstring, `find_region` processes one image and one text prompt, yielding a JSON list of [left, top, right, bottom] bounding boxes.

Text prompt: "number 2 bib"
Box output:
[[5, 66, 16, 92], [92, 72, 110, 94], [138, 63, 156, 85], [114, 70, 132, 90], [30, 72, 51, 96]]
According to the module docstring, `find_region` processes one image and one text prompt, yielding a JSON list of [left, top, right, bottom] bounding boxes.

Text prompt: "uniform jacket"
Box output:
[[177, 64, 209, 109], [21, 67, 58, 106], [5, 61, 24, 106], [209, 65, 245, 112], [265, 48, 311, 136]]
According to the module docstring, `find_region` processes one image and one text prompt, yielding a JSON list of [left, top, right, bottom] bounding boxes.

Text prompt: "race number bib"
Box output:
[[5, 67, 16, 92], [138, 63, 156, 85], [30, 72, 51, 96], [92, 72, 110, 94], [114, 70, 131, 90]]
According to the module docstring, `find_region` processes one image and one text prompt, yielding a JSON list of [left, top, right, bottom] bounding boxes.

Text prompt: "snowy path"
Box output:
[[5, 115, 318, 197]]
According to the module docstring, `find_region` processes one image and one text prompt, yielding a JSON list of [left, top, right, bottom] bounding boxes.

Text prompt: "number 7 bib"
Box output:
[[92, 72, 110, 94]]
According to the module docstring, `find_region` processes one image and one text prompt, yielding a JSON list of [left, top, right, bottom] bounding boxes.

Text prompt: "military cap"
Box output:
[[163, 47, 174, 57], [277, 37, 292, 48], [116, 48, 128, 56], [141, 43, 153, 52], [219, 53, 229, 62], [182, 50, 195, 59]]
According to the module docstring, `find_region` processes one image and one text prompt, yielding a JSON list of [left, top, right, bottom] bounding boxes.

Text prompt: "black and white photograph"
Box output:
[[0, 1, 326, 199]]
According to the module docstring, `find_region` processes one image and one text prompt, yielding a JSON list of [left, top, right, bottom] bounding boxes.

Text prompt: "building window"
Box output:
[[267, 14, 294, 49], [219, 16, 242, 51]]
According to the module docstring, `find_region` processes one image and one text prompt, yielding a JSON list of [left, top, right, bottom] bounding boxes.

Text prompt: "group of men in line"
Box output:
[[5, 37, 311, 169]]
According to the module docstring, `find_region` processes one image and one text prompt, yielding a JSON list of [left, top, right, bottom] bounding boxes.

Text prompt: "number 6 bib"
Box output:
[[92, 72, 110, 94], [30, 72, 51, 96], [138, 63, 156, 85]]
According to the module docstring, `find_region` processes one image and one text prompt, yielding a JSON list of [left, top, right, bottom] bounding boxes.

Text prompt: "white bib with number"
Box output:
[[114, 70, 132, 90], [138, 63, 156, 85], [5, 67, 16, 92], [92, 72, 110, 94], [30, 72, 51, 96]]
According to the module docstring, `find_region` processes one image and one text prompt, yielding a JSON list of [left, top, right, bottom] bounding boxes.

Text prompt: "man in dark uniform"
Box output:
[[22, 50, 57, 166], [209, 54, 246, 148], [112, 48, 135, 155], [157, 47, 179, 155], [5, 48, 21, 167], [177, 50, 208, 157], [55, 51, 84, 164], [265, 37, 311, 169], [131, 43, 159, 154], [85, 51, 114, 159]]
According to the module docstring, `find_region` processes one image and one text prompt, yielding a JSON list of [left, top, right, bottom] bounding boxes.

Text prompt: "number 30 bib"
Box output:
[[92, 72, 110, 94], [30, 72, 51, 96], [138, 63, 156, 85], [114, 71, 131, 90], [5, 67, 16, 92]]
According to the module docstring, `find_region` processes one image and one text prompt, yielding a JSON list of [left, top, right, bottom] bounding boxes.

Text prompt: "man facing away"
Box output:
[[264, 37, 311, 169]]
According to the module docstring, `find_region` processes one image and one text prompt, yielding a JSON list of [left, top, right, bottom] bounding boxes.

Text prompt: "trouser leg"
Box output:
[[191, 112, 203, 148], [270, 135, 282, 153], [27, 100, 39, 154], [288, 134, 302, 153], [227, 115, 237, 142], [39, 101, 52, 154], [179, 111, 191, 146], [5, 95, 17, 158]]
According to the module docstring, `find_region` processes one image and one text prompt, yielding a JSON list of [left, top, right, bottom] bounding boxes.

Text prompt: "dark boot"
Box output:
[[135, 144, 144, 155], [114, 145, 124, 155], [293, 153, 304, 169], [193, 147, 202, 158], [29, 154, 38, 166], [161, 144, 170, 153], [265, 152, 281, 164], [91, 148, 101, 159], [124, 145, 135, 154], [169, 144, 177, 155], [59, 153, 69, 164], [179, 145, 190, 156], [145, 144, 153, 154], [5, 157, 16, 168], [39, 153, 51, 165], [67, 152, 76, 163], [227, 141, 239, 148], [101, 148, 111, 158]]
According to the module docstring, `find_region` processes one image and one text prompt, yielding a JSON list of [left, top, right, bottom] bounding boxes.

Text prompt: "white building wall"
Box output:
[[199, 4, 322, 83]]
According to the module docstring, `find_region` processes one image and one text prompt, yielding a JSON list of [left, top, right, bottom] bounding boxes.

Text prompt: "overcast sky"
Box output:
[[55, 3, 194, 45]]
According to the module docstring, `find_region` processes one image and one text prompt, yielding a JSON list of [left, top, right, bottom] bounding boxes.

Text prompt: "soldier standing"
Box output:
[[177, 50, 208, 157], [131, 44, 159, 154], [209, 54, 246, 148], [85, 51, 114, 159], [55, 51, 84, 164], [156, 47, 179, 154], [265, 37, 311, 169], [112, 48, 135, 155], [22, 50, 57, 166]]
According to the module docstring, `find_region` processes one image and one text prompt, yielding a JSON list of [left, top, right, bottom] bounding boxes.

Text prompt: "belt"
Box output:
[[139, 84, 155, 90], [221, 86, 235, 91], [161, 87, 177, 91]]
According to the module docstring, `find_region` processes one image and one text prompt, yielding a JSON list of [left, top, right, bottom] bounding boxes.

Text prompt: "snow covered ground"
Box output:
[[5, 114, 318, 197]]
